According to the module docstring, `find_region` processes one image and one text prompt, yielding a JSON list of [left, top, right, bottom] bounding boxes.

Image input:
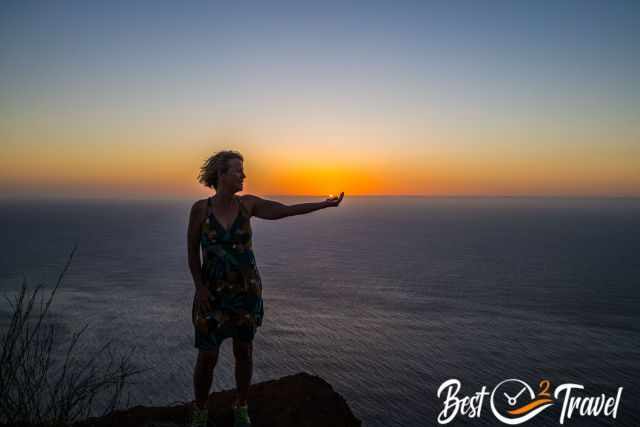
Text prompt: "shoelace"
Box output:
[[172, 400, 207, 427], [191, 403, 209, 427], [234, 405, 251, 424], [192, 405, 208, 427]]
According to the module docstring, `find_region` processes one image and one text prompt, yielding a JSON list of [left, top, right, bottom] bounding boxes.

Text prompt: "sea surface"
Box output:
[[1, 197, 639, 426]]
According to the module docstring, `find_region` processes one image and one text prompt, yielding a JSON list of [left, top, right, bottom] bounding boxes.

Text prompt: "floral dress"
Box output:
[[192, 196, 264, 349]]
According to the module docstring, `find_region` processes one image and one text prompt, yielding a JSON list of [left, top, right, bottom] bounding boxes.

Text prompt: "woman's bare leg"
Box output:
[[193, 349, 219, 407], [232, 339, 253, 405]]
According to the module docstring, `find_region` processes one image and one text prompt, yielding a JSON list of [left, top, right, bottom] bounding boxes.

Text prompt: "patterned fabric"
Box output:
[[193, 196, 264, 349]]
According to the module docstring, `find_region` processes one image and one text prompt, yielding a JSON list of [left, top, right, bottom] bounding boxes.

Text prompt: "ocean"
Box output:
[[1, 197, 639, 426]]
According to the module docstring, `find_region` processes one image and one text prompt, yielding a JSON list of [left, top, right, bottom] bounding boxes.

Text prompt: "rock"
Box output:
[[78, 372, 361, 427]]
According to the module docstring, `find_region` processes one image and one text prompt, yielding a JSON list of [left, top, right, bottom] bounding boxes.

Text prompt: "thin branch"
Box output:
[[0, 245, 146, 426]]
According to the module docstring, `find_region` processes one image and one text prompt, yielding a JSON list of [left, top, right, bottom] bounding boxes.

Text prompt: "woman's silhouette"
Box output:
[[187, 150, 344, 426]]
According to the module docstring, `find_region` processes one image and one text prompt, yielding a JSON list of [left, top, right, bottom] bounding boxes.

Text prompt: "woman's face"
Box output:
[[220, 158, 245, 193]]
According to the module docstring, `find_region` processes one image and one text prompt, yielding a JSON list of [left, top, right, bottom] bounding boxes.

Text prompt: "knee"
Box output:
[[197, 350, 218, 370], [233, 342, 252, 362]]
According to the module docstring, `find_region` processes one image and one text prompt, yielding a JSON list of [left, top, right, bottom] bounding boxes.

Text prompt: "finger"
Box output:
[[199, 298, 212, 312], [203, 303, 213, 314], [198, 301, 208, 315]]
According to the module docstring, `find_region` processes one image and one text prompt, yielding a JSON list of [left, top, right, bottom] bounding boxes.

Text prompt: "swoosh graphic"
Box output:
[[507, 398, 554, 415]]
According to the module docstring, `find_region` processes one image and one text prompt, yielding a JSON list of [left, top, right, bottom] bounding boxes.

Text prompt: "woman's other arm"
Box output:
[[187, 200, 205, 289], [187, 200, 212, 310], [243, 192, 344, 220]]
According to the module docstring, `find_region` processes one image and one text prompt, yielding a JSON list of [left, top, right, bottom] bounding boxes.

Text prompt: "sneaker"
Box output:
[[233, 401, 252, 427], [191, 401, 210, 427]]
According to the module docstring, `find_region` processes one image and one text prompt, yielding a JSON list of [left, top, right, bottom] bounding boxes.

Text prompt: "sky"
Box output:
[[1, 0, 639, 199]]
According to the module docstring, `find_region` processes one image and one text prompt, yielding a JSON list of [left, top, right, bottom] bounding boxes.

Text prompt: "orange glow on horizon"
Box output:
[[1, 122, 639, 198]]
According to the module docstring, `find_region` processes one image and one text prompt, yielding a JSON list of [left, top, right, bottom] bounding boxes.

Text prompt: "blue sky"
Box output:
[[1, 0, 639, 197]]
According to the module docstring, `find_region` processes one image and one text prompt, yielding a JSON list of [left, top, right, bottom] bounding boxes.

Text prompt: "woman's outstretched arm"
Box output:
[[243, 192, 344, 220]]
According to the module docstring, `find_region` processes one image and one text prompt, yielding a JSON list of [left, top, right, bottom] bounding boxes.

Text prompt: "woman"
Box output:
[[187, 150, 344, 427]]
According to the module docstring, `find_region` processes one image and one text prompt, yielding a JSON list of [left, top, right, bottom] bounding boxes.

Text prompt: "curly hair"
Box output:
[[197, 150, 244, 189]]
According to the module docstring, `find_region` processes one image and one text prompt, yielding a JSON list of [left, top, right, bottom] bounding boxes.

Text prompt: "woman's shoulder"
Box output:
[[189, 198, 210, 220], [238, 194, 260, 217]]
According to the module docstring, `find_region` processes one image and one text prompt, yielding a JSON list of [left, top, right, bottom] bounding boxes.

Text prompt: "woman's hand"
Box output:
[[196, 285, 213, 313], [324, 192, 344, 207]]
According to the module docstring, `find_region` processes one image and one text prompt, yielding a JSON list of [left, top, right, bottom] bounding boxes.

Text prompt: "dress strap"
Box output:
[[237, 196, 250, 218], [206, 197, 214, 223]]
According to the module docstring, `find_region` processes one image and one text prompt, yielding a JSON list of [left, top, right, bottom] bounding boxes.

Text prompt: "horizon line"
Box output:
[[2, 194, 640, 203]]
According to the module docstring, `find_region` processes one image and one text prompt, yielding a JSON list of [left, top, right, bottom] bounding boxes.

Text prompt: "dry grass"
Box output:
[[0, 246, 148, 426]]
